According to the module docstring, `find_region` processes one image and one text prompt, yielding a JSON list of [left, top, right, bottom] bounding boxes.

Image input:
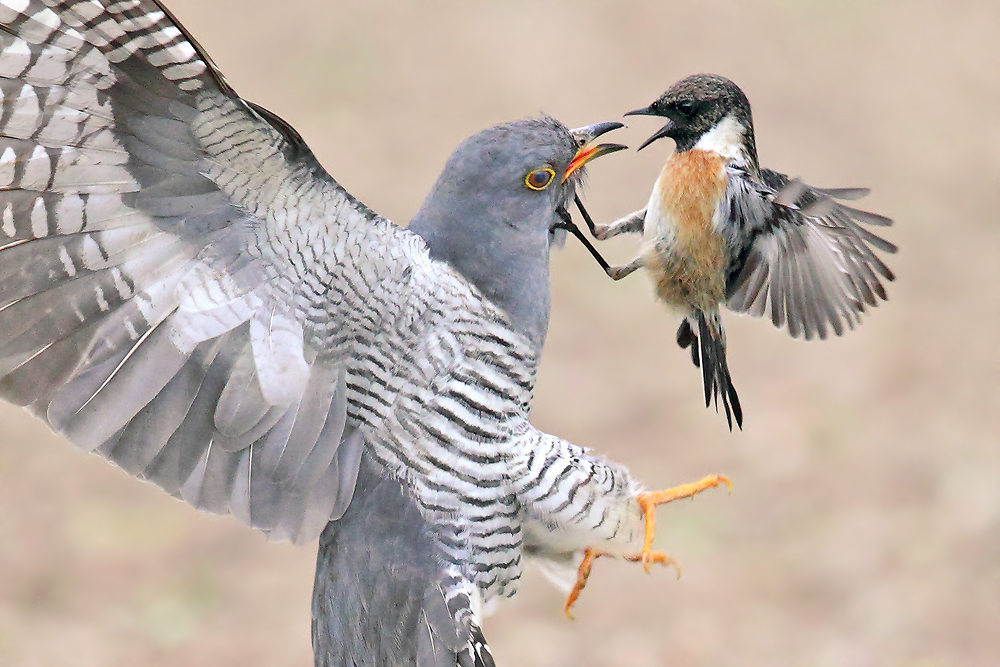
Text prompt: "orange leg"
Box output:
[[563, 548, 678, 619], [561, 474, 731, 618], [563, 547, 607, 619], [637, 474, 731, 570]]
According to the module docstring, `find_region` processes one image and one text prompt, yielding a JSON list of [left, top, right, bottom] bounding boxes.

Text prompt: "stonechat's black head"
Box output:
[[626, 74, 758, 167]]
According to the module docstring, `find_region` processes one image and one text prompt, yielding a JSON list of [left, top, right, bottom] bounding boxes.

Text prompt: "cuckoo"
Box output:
[[0, 1, 730, 664]]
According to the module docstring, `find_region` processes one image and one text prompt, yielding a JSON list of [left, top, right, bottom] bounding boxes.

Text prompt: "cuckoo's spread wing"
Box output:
[[722, 167, 896, 341], [0, 0, 447, 544], [314, 452, 496, 667]]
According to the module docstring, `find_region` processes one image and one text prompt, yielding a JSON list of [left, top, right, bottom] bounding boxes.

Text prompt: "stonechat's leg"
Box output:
[[580, 203, 646, 241], [676, 318, 700, 368], [608, 257, 645, 281]]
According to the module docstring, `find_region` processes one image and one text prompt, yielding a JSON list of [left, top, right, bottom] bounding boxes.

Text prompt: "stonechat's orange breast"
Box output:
[[655, 149, 729, 242], [643, 150, 730, 311]]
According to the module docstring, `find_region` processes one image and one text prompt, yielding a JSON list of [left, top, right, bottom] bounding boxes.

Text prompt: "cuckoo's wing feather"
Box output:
[[722, 167, 896, 341], [0, 0, 436, 544], [314, 454, 496, 667]]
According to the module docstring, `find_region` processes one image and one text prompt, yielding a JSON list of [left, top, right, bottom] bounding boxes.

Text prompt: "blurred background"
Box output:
[[1, 1, 997, 665]]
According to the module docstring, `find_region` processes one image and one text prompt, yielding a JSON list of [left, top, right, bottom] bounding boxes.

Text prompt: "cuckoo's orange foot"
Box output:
[[636, 474, 732, 571], [562, 474, 730, 618], [563, 548, 678, 619]]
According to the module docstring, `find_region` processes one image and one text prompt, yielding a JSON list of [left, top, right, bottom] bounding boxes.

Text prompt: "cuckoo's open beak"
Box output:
[[563, 121, 628, 183], [555, 121, 626, 275]]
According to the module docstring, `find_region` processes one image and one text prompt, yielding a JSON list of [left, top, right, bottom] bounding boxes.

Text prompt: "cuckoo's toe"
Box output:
[[636, 474, 732, 570], [563, 548, 679, 619]]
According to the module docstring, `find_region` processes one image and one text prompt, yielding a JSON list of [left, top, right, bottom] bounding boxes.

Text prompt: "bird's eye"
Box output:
[[525, 167, 556, 191], [676, 101, 695, 116]]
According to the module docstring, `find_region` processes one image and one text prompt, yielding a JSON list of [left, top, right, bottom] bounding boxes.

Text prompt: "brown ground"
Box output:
[[1, 1, 997, 665]]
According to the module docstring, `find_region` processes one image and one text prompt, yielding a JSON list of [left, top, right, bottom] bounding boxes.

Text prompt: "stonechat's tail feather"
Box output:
[[694, 312, 743, 431]]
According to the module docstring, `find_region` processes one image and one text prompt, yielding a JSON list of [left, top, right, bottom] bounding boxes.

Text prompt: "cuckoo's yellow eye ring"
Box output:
[[525, 167, 556, 191]]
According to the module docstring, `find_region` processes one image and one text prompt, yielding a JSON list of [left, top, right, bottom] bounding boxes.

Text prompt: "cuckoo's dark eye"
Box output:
[[525, 166, 556, 191]]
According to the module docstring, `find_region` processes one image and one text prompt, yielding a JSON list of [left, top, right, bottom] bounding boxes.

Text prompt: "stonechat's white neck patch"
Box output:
[[694, 114, 747, 163]]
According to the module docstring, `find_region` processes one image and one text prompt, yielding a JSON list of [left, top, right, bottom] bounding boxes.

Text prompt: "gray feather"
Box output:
[[313, 454, 493, 667], [104, 335, 229, 476]]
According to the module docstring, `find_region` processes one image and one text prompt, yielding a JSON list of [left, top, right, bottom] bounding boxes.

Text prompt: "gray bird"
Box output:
[[583, 73, 896, 430], [0, 1, 728, 664]]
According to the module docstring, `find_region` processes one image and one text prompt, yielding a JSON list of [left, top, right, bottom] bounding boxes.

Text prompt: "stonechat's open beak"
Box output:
[[625, 105, 676, 151], [564, 121, 628, 183], [636, 119, 675, 152]]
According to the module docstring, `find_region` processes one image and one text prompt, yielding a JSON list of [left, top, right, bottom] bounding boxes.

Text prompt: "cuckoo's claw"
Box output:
[[562, 474, 730, 618], [563, 548, 679, 619], [636, 474, 732, 571], [564, 547, 606, 619]]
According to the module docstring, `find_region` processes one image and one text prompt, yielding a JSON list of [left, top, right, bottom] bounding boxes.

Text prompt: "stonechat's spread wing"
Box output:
[[722, 167, 895, 340]]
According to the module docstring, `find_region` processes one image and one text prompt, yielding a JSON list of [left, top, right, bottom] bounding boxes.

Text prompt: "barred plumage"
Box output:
[[1, 1, 661, 663]]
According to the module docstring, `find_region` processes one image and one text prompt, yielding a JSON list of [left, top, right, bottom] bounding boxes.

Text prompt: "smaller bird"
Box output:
[[580, 74, 896, 429]]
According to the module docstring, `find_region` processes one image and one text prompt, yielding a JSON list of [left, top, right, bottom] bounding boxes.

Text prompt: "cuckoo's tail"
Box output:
[[677, 313, 743, 430]]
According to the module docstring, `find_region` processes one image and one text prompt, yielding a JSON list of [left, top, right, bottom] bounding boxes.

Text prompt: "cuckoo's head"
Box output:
[[627, 74, 759, 169], [408, 117, 625, 347]]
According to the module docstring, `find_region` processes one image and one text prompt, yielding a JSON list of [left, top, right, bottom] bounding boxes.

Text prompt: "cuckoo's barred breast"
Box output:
[[0, 0, 649, 617]]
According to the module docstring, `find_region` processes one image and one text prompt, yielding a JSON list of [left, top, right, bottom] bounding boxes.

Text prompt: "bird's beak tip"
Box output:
[[569, 121, 626, 146], [624, 105, 655, 118], [597, 142, 629, 158], [563, 123, 628, 182]]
